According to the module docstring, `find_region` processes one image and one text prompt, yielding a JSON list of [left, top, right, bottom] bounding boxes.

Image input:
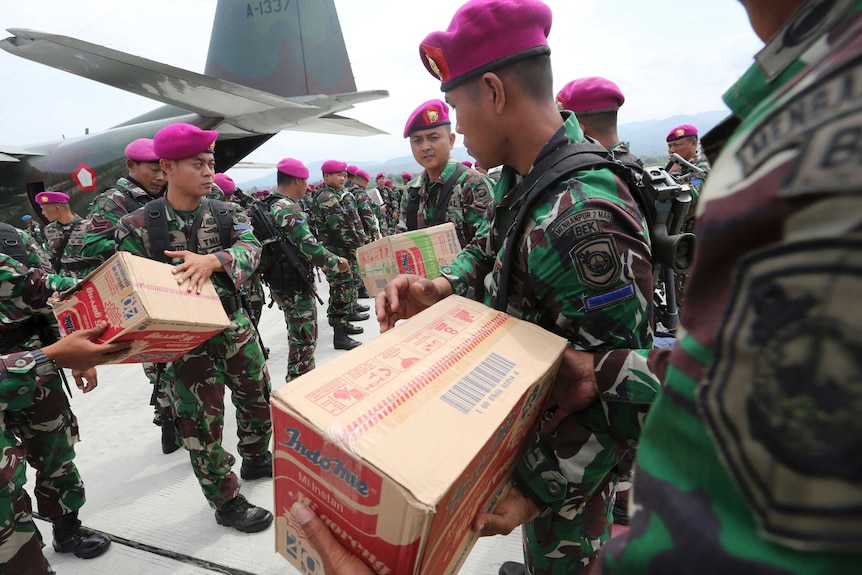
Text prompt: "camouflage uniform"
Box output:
[[336, 186, 369, 305], [671, 153, 710, 312], [82, 177, 171, 426], [348, 182, 381, 242], [599, 3, 862, 573], [439, 113, 654, 574], [264, 192, 342, 381], [42, 215, 102, 279], [116, 199, 272, 508], [383, 184, 401, 230], [310, 185, 363, 328], [397, 159, 493, 247], [0, 231, 82, 574]]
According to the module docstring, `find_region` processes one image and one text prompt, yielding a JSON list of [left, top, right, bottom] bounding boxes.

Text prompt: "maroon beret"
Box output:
[[253, 189, 271, 198], [667, 124, 699, 142], [153, 123, 217, 160], [404, 99, 451, 138], [461, 160, 473, 167], [556, 77, 625, 115], [321, 160, 347, 174], [346, 165, 359, 176], [376, 172, 386, 180], [277, 158, 310, 179], [419, 0, 552, 92], [124, 138, 159, 162], [35, 191, 70, 205], [213, 173, 236, 195], [401, 172, 412, 181], [385, 179, 394, 187], [355, 169, 371, 182]]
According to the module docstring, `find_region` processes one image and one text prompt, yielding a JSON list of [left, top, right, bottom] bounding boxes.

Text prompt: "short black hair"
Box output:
[[497, 53, 553, 102], [277, 171, 300, 186]]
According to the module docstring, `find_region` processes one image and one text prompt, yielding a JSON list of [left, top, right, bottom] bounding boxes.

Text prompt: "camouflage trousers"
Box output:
[[349, 256, 362, 304], [246, 273, 267, 327], [3, 371, 84, 518], [162, 312, 272, 508], [271, 287, 318, 383], [143, 362, 172, 425], [325, 247, 354, 328], [0, 484, 53, 574]]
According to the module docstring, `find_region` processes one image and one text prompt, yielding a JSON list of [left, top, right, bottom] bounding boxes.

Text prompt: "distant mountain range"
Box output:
[[235, 110, 728, 190]]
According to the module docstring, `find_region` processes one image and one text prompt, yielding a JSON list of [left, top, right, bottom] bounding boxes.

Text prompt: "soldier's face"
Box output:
[[324, 171, 346, 190], [163, 154, 216, 197], [40, 203, 61, 222], [446, 79, 500, 171], [409, 126, 455, 174], [128, 160, 166, 196], [668, 137, 698, 161]]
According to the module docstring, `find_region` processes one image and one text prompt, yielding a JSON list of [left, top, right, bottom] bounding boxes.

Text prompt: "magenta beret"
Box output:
[[355, 169, 371, 182], [321, 160, 347, 174], [385, 179, 394, 187], [556, 77, 625, 115], [153, 123, 217, 160], [667, 124, 699, 142], [404, 99, 451, 138], [401, 172, 412, 180], [35, 191, 70, 205], [346, 165, 359, 176], [419, 0, 552, 92], [376, 172, 386, 179], [461, 160, 473, 167], [253, 189, 271, 198], [277, 158, 310, 179], [213, 173, 236, 195], [124, 138, 160, 162]]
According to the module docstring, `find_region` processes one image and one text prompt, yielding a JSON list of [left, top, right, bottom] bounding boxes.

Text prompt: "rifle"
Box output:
[[235, 189, 324, 305]]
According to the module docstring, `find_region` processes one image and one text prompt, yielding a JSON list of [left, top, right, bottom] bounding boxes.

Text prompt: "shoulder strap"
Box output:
[[51, 221, 78, 272], [494, 141, 641, 311], [0, 223, 29, 265], [144, 197, 172, 263], [431, 163, 469, 226], [404, 184, 421, 230], [208, 199, 233, 252]]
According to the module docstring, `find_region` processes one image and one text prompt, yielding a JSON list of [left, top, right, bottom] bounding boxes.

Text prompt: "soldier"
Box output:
[[21, 214, 42, 243], [264, 158, 349, 381], [379, 1, 654, 574], [0, 224, 119, 569], [81, 138, 181, 454], [214, 172, 237, 204], [115, 122, 273, 533], [396, 99, 493, 247], [1, 323, 129, 574], [37, 191, 102, 279], [346, 166, 382, 244], [356, 169, 390, 238], [308, 160, 366, 350]]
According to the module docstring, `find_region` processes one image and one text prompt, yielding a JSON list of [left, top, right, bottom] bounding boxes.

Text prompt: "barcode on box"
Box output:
[[440, 352, 515, 414]]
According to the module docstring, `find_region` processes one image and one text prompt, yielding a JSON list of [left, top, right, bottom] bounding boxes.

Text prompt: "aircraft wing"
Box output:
[[0, 28, 389, 136], [0, 144, 51, 162]]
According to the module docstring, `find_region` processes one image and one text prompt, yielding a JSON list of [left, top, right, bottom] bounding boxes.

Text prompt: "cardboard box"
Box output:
[[357, 222, 462, 296], [53, 251, 230, 364], [273, 296, 567, 575]]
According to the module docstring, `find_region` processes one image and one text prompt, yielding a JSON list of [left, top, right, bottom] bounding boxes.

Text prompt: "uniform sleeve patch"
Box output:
[[234, 224, 250, 230], [584, 283, 635, 310], [551, 208, 613, 239], [569, 234, 622, 289]]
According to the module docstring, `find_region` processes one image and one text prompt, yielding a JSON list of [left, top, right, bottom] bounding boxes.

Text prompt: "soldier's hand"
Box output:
[[72, 368, 99, 393], [292, 504, 374, 575], [164, 250, 222, 294], [473, 486, 540, 537], [337, 257, 350, 273], [542, 349, 599, 436], [375, 274, 452, 333], [42, 322, 131, 372]]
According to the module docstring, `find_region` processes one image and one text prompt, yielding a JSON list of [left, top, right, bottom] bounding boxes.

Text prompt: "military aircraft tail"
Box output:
[[205, 0, 357, 98]]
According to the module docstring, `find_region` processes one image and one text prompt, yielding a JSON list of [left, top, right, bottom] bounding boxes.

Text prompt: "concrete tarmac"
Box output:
[[28, 281, 524, 574]]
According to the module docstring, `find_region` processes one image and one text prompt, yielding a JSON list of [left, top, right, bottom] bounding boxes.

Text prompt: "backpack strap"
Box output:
[[208, 199, 233, 253], [430, 162, 469, 226], [494, 141, 639, 312], [0, 223, 29, 265], [144, 197, 172, 263]]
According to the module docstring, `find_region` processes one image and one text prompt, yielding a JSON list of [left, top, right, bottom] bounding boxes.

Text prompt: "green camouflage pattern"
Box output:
[[440, 113, 654, 574], [0, 350, 57, 575], [42, 215, 103, 279], [347, 183, 381, 242], [397, 160, 493, 246], [82, 176, 161, 262], [116, 199, 272, 508], [266, 192, 341, 379], [336, 188, 368, 246], [599, 3, 862, 573]]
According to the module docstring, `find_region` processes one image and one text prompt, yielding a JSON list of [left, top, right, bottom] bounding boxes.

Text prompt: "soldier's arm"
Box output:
[[345, 196, 369, 245], [439, 202, 496, 295], [278, 203, 342, 273], [358, 196, 380, 240], [0, 254, 71, 314], [211, 207, 262, 290], [460, 173, 494, 244]]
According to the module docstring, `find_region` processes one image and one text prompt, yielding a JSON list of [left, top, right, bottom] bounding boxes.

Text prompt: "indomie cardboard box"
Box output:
[[356, 222, 462, 296], [53, 251, 230, 364], [272, 295, 567, 575]]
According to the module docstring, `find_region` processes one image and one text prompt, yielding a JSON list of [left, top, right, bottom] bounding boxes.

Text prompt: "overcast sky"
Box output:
[[0, 0, 762, 179]]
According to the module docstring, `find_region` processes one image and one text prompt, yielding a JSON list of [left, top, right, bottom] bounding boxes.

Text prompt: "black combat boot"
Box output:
[[52, 512, 111, 559], [344, 323, 364, 335], [240, 452, 272, 480], [354, 303, 371, 313], [334, 327, 362, 350], [161, 419, 182, 454], [346, 311, 370, 322], [357, 287, 371, 299], [498, 562, 526, 575], [215, 494, 273, 533]]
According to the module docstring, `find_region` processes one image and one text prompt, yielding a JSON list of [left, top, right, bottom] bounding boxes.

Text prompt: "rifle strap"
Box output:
[[50, 220, 79, 273], [430, 162, 469, 227]]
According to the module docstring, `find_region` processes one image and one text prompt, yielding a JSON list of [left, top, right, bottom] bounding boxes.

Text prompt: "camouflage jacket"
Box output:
[[310, 186, 364, 251], [672, 152, 710, 211], [43, 215, 103, 279], [336, 187, 369, 246], [83, 176, 163, 262], [347, 182, 381, 241], [600, 2, 862, 573], [397, 159, 493, 247], [265, 192, 341, 276], [440, 112, 655, 514], [1, 349, 44, 499]]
